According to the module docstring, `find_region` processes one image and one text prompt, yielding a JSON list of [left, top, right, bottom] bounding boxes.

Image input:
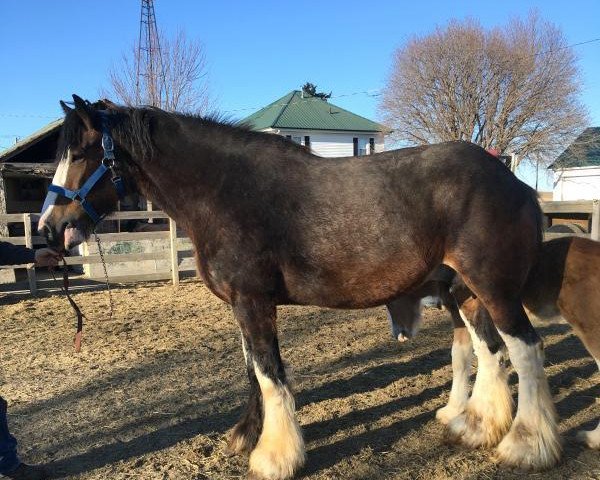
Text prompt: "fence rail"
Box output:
[[541, 199, 600, 241], [0, 211, 194, 295], [0, 200, 598, 295]]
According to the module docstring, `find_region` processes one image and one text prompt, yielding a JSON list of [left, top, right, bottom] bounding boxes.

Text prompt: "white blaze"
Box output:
[[39, 149, 71, 229]]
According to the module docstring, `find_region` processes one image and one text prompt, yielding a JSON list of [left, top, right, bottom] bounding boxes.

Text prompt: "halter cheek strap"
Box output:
[[48, 112, 126, 225]]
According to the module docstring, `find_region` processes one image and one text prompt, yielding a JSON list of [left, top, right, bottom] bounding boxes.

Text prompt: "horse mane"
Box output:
[[114, 107, 309, 160], [57, 101, 309, 163]]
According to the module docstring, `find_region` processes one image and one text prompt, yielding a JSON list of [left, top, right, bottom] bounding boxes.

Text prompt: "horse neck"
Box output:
[[116, 113, 233, 227]]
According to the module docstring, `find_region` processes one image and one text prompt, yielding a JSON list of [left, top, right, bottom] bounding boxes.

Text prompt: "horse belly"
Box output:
[[283, 257, 428, 309]]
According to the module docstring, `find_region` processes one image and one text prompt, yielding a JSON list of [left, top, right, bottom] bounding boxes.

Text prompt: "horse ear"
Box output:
[[72, 94, 96, 131], [60, 100, 72, 115]]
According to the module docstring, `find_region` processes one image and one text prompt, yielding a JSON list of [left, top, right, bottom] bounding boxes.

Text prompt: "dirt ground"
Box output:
[[0, 279, 598, 480]]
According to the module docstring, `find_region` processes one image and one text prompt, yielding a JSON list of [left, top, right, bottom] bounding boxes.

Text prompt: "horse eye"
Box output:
[[71, 154, 86, 163]]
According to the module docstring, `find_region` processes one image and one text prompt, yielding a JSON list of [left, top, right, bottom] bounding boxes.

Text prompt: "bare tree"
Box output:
[[106, 29, 212, 113], [380, 13, 588, 168]]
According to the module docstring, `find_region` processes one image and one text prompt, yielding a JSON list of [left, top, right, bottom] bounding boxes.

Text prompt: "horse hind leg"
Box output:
[[447, 299, 513, 446], [233, 297, 304, 480], [575, 352, 600, 449], [563, 313, 600, 449], [489, 301, 562, 470]]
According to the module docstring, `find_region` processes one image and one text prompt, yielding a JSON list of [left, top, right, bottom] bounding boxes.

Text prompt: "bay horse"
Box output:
[[389, 236, 600, 450], [39, 95, 558, 478]]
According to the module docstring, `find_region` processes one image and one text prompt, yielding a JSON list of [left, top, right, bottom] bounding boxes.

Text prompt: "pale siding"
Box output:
[[262, 129, 385, 158], [553, 167, 600, 200], [311, 132, 354, 157]]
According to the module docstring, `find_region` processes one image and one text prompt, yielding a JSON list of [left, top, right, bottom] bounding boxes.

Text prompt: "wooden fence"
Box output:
[[0, 200, 599, 295], [0, 211, 195, 295], [542, 199, 600, 241]]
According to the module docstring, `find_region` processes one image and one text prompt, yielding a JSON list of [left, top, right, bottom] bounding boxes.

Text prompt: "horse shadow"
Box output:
[[18, 327, 452, 478], [14, 308, 599, 479]]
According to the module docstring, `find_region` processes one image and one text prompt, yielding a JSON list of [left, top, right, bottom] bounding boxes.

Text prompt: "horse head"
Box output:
[[38, 95, 127, 251]]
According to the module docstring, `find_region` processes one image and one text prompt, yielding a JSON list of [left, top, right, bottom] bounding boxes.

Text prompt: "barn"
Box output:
[[550, 127, 600, 200], [0, 120, 61, 235], [242, 90, 387, 157]]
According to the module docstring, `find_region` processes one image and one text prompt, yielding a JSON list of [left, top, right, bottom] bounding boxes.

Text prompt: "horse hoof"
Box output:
[[436, 404, 463, 425], [248, 437, 305, 480], [446, 404, 511, 448], [495, 421, 562, 471], [576, 429, 600, 449]]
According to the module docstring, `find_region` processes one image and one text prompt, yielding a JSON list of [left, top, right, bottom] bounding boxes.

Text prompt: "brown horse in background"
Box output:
[[389, 236, 600, 450], [39, 95, 556, 478]]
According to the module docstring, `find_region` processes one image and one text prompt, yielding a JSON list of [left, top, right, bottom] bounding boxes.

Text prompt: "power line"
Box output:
[[0, 35, 597, 120], [222, 89, 383, 114], [535, 37, 600, 56], [0, 88, 383, 119]]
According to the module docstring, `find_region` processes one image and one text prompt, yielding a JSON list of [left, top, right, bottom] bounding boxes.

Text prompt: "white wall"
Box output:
[[552, 166, 600, 200], [263, 129, 385, 158]]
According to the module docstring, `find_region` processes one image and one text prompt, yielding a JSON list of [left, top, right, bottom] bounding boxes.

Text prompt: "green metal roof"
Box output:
[[242, 90, 384, 132], [550, 127, 600, 169]]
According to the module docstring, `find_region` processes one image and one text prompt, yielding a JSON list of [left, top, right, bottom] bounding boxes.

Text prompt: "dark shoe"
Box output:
[[3, 463, 49, 480]]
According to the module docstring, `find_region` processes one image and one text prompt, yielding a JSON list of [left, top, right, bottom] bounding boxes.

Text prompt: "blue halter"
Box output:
[[47, 112, 126, 225]]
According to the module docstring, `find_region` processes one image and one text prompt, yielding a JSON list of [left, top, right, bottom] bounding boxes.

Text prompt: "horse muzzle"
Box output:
[[38, 222, 65, 251], [39, 220, 86, 252]]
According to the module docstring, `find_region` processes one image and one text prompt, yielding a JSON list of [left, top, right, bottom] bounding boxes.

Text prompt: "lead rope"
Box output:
[[93, 230, 114, 322], [52, 231, 114, 352]]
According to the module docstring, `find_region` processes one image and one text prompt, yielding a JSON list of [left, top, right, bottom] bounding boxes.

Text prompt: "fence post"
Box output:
[[591, 200, 600, 241], [23, 213, 37, 295], [169, 217, 179, 286]]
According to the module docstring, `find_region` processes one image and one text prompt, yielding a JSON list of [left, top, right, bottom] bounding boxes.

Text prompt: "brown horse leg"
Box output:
[[226, 333, 263, 455], [447, 299, 513, 447], [233, 297, 304, 480], [572, 328, 600, 448]]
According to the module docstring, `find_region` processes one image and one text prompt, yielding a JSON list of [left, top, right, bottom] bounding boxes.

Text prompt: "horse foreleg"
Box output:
[[447, 300, 513, 448], [233, 297, 305, 480], [227, 334, 263, 456]]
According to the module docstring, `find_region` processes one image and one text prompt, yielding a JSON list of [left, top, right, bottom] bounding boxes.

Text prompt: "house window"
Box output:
[[304, 136, 311, 150], [353, 137, 359, 156], [369, 138, 375, 154], [285, 135, 292, 140], [292, 136, 302, 144]]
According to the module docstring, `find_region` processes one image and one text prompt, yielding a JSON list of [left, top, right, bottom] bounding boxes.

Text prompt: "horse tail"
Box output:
[[527, 185, 544, 249]]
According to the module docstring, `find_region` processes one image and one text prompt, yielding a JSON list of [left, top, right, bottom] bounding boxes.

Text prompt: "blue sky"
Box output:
[[1, 0, 598, 189]]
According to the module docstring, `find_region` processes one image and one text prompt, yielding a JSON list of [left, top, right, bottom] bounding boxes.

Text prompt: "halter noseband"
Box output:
[[48, 112, 126, 225]]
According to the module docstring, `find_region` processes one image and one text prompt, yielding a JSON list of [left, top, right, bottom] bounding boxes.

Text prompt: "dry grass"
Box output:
[[0, 280, 598, 479]]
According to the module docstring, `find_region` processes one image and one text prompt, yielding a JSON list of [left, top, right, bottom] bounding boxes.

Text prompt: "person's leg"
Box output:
[[0, 397, 20, 476], [0, 397, 48, 480]]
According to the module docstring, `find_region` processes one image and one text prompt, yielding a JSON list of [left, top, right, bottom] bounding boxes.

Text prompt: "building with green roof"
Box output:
[[241, 90, 387, 157], [550, 127, 600, 200]]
